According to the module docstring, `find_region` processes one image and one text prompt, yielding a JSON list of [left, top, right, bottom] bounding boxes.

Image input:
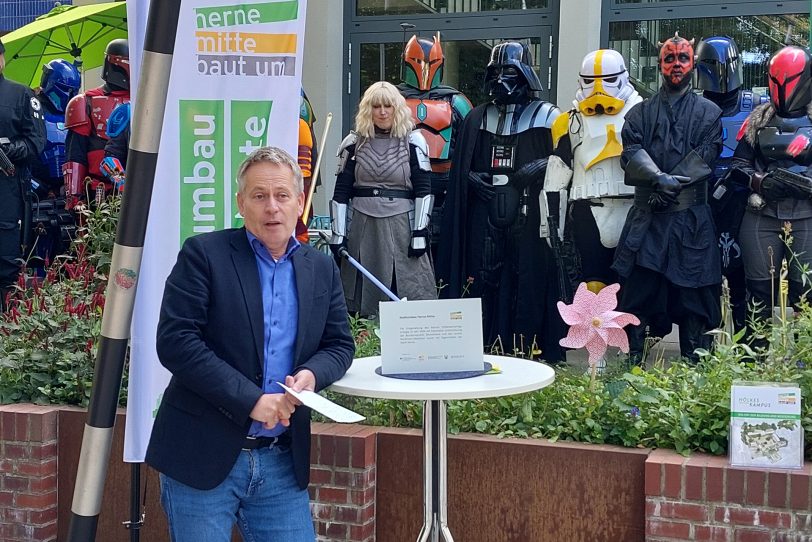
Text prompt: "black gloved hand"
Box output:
[[648, 172, 689, 210], [408, 228, 429, 258], [329, 239, 347, 259], [512, 158, 548, 191], [0, 138, 29, 162], [756, 173, 793, 201], [467, 171, 495, 202]]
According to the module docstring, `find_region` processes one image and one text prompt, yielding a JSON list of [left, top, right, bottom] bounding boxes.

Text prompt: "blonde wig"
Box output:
[[354, 81, 415, 139]]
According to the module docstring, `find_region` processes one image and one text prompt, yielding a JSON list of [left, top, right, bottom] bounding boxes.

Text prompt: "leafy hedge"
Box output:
[[329, 317, 812, 460], [0, 199, 124, 406]]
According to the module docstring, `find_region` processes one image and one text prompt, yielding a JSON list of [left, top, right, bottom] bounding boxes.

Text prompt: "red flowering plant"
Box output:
[[0, 198, 122, 406]]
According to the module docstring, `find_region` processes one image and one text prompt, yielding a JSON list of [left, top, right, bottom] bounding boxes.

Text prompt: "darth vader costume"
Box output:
[[437, 42, 565, 361], [612, 33, 723, 363]]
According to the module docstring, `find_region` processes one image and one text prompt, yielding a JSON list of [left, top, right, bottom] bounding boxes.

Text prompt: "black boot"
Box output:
[[626, 321, 648, 368], [679, 316, 712, 364]]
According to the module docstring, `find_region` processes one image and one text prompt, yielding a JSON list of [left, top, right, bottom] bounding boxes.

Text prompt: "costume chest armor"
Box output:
[[42, 110, 68, 179], [756, 114, 812, 167], [405, 97, 452, 163], [88, 93, 128, 140], [719, 94, 754, 160], [480, 100, 557, 136], [569, 94, 641, 200]]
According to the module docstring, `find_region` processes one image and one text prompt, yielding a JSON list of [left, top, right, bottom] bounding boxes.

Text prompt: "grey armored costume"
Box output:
[[331, 130, 436, 315]]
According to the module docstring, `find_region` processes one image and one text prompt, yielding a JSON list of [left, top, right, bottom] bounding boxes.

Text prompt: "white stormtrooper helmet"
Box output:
[[575, 49, 635, 115]]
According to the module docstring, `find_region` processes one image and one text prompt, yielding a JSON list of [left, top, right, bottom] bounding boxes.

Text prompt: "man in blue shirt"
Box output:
[[146, 146, 355, 541]]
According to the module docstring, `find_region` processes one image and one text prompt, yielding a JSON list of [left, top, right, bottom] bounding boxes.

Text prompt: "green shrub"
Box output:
[[334, 316, 812, 460], [0, 199, 124, 406]]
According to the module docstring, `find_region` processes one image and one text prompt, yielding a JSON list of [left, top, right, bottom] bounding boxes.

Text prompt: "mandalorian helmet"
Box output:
[[695, 36, 742, 95], [102, 39, 130, 91], [484, 41, 543, 104], [402, 34, 444, 91], [40, 59, 81, 113], [575, 49, 634, 116], [767, 46, 812, 118]]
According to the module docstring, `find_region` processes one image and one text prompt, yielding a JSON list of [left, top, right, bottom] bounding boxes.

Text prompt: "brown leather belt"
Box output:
[[242, 432, 291, 450]]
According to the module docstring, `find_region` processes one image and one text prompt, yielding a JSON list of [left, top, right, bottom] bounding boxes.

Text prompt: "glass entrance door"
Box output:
[[347, 26, 553, 130]]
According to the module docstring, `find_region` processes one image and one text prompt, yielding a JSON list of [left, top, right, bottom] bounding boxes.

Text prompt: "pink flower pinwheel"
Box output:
[[557, 283, 640, 366]]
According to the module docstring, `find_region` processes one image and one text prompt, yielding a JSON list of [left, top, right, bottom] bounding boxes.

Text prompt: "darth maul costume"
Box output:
[[732, 45, 812, 315], [437, 41, 565, 362], [396, 34, 472, 250], [63, 39, 130, 210], [612, 33, 723, 363]]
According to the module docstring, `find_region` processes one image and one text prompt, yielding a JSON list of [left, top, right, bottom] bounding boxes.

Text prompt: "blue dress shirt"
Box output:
[[246, 231, 300, 437]]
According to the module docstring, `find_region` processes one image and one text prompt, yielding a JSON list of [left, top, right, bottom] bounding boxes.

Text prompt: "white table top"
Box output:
[[329, 355, 555, 400]]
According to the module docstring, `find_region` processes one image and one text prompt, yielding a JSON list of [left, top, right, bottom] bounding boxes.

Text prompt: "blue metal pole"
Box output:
[[66, 1, 181, 539]]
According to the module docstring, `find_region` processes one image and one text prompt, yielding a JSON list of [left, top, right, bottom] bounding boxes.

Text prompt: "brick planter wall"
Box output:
[[4, 404, 812, 542], [310, 423, 377, 542], [0, 405, 59, 542], [646, 449, 812, 542]]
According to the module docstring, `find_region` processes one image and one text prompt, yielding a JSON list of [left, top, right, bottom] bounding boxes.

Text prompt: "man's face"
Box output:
[[660, 39, 694, 89], [0, 53, 6, 76], [237, 162, 304, 258]]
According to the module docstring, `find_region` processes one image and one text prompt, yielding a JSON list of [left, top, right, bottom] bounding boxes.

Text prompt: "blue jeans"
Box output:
[[159, 445, 315, 542]]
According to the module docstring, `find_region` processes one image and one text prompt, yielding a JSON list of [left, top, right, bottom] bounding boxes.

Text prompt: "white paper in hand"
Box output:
[[278, 382, 365, 423]]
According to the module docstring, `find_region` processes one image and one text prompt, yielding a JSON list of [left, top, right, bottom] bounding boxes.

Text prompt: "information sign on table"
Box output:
[[729, 382, 803, 469], [379, 298, 483, 375]]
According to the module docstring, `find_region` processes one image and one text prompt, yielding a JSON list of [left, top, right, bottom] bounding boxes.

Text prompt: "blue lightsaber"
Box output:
[[319, 232, 400, 302]]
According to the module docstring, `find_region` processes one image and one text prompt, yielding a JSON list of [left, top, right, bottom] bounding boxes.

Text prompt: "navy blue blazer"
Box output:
[[145, 228, 355, 490]]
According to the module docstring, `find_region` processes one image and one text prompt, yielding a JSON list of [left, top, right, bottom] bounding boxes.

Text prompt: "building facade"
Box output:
[[303, 0, 810, 217]]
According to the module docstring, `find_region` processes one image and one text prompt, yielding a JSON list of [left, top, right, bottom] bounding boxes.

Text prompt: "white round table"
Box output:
[[329, 355, 555, 542]]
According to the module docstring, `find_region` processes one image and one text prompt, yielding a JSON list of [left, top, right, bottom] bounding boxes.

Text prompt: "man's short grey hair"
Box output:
[[236, 146, 304, 194]]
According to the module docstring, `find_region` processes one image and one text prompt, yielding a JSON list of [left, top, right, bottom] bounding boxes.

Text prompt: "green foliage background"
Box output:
[[328, 317, 812, 460]]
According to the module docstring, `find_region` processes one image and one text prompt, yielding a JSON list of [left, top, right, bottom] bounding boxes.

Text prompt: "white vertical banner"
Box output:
[[124, 0, 308, 462]]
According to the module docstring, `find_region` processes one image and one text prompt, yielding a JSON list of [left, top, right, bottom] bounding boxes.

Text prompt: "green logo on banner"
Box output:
[[179, 100, 225, 242], [194, 1, 299, 29], [230, 100, 273, 229]]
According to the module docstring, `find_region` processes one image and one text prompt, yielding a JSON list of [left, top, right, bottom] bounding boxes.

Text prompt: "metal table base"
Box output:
[[417, 400, 454, 542]]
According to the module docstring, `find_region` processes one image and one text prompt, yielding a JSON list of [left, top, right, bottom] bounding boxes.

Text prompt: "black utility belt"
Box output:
[[353, 188, 413, 199], [634, 183, 707, 213], [242, 432, 291, 450]]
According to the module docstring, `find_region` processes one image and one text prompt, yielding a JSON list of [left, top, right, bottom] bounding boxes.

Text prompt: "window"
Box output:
[[359, 37, 543, 107], [608, 14, 808, 97], [356, 0, 548, 17]]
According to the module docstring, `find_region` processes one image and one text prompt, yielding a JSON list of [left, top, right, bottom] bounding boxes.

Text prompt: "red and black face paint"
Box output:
[[658, 34, 695, 90]]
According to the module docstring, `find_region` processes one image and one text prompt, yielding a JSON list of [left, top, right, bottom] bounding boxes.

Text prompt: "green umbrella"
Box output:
[[2, 2, 127, 88]]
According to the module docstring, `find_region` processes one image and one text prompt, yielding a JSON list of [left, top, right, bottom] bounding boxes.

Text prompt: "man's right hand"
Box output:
[[467, 171, 495, 202], [249, 393, 296, 429]]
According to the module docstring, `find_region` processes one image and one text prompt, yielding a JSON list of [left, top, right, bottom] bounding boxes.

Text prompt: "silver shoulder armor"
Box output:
[[335, 132, 359, 174], [481, 101, 560, 135], [517, 101, 560, 132], [408, 131, 432, 172]]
